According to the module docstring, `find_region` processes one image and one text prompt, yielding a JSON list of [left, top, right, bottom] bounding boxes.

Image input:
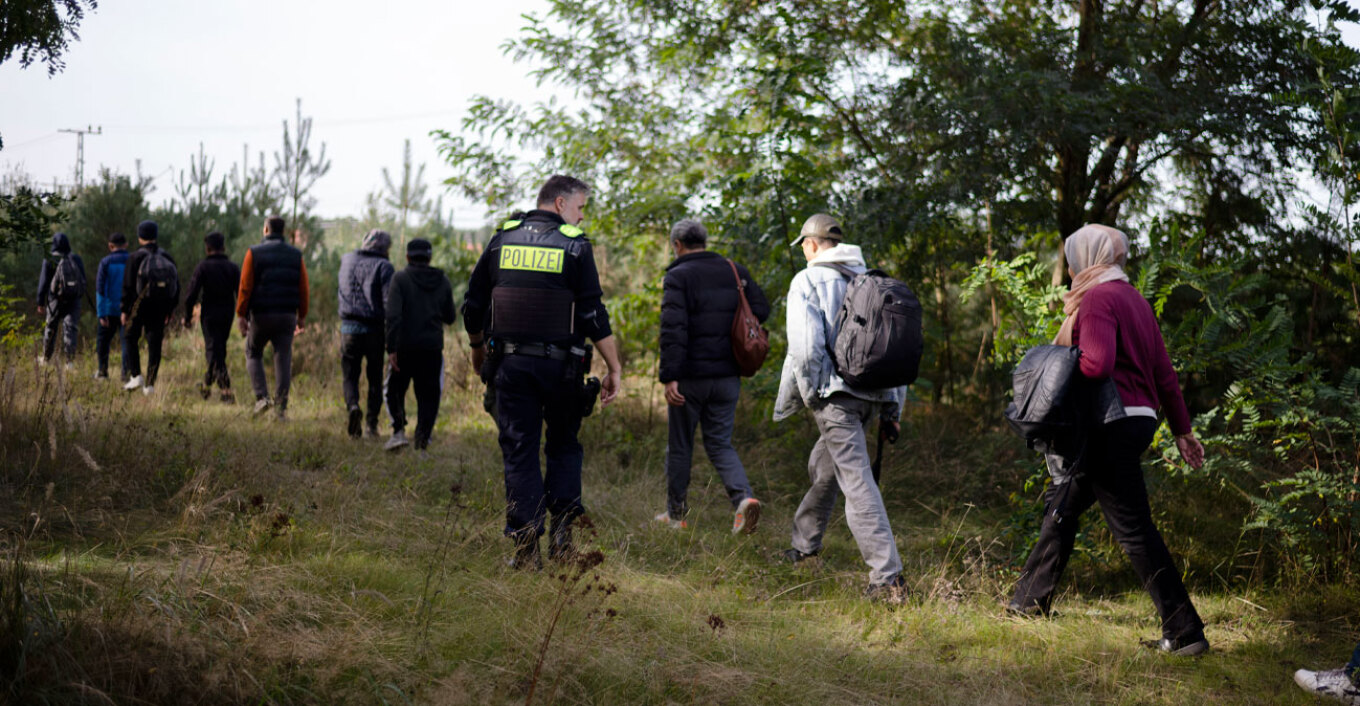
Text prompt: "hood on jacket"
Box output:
[[808, 243, 865, 268], [51, 232, 71, 256], [405, 264, 447, 291]]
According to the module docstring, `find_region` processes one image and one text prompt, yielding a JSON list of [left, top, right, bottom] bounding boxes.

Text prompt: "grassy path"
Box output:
[[0, 330, 1355, 704]]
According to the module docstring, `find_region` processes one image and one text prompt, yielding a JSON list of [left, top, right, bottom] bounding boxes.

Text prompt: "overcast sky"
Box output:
[[3, 2, 1358, 230], [0, 0, 544, 228]]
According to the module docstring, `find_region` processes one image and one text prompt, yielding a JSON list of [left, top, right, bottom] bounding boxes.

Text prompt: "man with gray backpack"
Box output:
[[773, 213, 922, 604], [36, 231, 87, 368], [121, 220, 179, 395]]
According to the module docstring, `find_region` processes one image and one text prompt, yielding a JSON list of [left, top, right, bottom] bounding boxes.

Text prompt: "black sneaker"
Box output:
[[347, 407, 362, 439], [780, 547, 818, 564], [548, 525, 574, 562], [1141, 635, 1210, 657], [1005, 600, 1048, 618], [864, 575, 910, 605]]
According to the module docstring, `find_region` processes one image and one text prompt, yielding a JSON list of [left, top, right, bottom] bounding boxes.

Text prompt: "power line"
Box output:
[[100, 109, 464, 134], [58, 125, 102, 188]]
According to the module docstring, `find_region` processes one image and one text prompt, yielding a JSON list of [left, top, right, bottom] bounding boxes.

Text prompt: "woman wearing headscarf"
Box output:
[[1008, 224, 1210, 656]]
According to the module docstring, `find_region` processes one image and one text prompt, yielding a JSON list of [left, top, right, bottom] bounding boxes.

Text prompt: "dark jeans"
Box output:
[[42, 304, 78, 360], [384, 348, 442, 447], [95, 317, 129, 378], [664, 376, 754, 519], [1010, 416, 1205, 643], [494, 354, 585, 539], [342, 330, 385, 429], [125, 313, 167, 385], [201, 315, 232, 390], [1347, 641, 1360, 683], [245, 311, 296, 407]]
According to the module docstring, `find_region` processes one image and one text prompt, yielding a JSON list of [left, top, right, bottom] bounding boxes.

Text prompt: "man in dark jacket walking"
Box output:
[[94, 232, 130, 380], [121, 220, 179, 394], [183, 231, 241, 402], [384, 238, 455, 452], [656, 219, 771, 533], [36, 231, 87, 368], [236, 216, 309, 419], [338, 229, 395, 438]]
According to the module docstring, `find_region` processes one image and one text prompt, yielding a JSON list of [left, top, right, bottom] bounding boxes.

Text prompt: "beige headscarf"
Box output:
[[1053, 224, 1130, 346]]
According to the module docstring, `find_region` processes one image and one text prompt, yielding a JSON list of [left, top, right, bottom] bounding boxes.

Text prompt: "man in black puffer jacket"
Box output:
[[384, 238, 455, 452], [656, 219, 771, 534], [338, 229, 395, 438]]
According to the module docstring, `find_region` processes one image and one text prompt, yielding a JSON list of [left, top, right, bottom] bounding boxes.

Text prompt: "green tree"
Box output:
[[273, 98, 331, 236], [381, 139, 430, 251]]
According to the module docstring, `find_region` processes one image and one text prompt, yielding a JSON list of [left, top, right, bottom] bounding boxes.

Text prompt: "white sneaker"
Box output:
[[384, 431, 409, 452], [36, 356, 47, 367], [733, 497, 762, 535], [142, 385, 154, 396], [124, 375, 143, 391], [653, 511, 688, 530], [252, 398, 272, 416], [1295, 668, 1360, 705]]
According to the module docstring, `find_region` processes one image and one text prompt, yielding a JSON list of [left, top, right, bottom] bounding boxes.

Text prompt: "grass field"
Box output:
[[1, 325, 1356, 705]]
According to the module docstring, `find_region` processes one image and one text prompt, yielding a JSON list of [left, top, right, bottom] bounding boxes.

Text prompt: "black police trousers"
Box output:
[[494, 353, 585, 539], [385, 348, 442, 448], [1010, 416, 1205, 643]]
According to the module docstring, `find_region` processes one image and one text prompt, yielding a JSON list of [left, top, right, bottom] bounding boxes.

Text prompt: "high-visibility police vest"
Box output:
[[488, 217, 588, 344]]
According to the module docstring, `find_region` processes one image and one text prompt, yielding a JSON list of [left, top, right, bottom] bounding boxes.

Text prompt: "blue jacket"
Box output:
[[96, 249, 129, 317], [337, 247, 395, 328], [773, 243, 905, 422]]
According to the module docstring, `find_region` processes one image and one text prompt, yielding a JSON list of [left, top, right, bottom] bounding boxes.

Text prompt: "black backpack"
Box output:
[[49, 256, 82, 307], [819, 263, 924, 389], [138, 249, 179, 305]]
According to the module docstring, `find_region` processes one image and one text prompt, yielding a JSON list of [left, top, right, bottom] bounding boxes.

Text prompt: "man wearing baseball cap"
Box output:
[[383, 238, 455, 452], [775, 213, 910, 604]]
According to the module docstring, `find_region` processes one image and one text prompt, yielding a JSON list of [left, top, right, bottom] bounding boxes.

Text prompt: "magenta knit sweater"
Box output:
[[1072, 280, 1193, 435]]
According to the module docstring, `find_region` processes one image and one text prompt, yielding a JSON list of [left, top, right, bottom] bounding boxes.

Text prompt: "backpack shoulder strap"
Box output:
[[813, 262, 857, 280]]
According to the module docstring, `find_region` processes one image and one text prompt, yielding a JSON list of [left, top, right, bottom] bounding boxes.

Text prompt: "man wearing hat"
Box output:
[[655, 218, 771, 533], [383, 238, 455, 451], [121, 220, 179, 394], [338, 229, 396, 438], [774, 213, 910, 604], [36, 231, 87, 368], [183, 231, 241, 402], [94, 232, 130, 380], [236, 216, 309, 419]]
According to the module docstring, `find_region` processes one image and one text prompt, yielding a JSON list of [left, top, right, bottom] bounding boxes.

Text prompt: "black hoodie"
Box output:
[[36, 232, 86, 308], [386, 263, 456, 352]]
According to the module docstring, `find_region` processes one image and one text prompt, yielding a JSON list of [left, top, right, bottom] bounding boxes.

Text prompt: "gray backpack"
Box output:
[[819, 263, 924, 389]]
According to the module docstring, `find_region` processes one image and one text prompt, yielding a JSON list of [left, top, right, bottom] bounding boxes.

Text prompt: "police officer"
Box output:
[[464, 174, 622, 569]]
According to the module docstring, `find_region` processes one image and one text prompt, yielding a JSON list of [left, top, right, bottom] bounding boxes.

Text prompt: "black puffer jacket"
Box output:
[[659, 250, 770, 382], [386, 263, 456, 352]]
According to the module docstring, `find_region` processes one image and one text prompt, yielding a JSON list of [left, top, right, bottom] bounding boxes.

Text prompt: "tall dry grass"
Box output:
[[0, 325, 1355, 704]]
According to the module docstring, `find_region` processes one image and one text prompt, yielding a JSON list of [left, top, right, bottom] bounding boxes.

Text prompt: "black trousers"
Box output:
[[1010, 416, 1205, 643], [385, 348, 442, 447], [341, 330, 385, 429], [95, 317, 129, 378], [200, 315, 232, 390], [42, 304, 79, 360], [494, 354, 585, 540], [125, 313, 167, 385]]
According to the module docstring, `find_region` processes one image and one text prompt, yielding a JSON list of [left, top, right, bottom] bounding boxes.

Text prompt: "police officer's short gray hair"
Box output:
[[670, 218, 708, 247]]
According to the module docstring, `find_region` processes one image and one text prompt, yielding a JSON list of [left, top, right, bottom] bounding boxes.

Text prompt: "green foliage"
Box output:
[[960, 250, 1064, 364], [0, 0, 95, 77], [0, 185, 64, 255], [0, 284, 38, 350]]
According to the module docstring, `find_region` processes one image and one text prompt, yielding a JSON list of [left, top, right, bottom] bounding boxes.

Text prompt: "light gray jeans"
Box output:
[[790, 393, 903, 585]]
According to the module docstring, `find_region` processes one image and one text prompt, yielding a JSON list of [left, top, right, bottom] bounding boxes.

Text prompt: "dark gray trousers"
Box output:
[[664, 376, 754, 520], [245, 311, 296, 407], [42, 304, 79, 360]]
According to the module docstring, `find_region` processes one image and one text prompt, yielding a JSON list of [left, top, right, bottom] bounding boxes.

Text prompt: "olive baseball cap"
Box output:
[[790, 213, 844, 247]]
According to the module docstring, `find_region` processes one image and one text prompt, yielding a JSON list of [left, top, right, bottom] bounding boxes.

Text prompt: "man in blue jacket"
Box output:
[[36, 231, 86, 369], [94, 232, 130, 380], [338, 229, 395, 438]]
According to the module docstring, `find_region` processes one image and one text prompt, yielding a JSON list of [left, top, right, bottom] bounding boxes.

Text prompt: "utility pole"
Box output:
[[58, 125, 102, 188]]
